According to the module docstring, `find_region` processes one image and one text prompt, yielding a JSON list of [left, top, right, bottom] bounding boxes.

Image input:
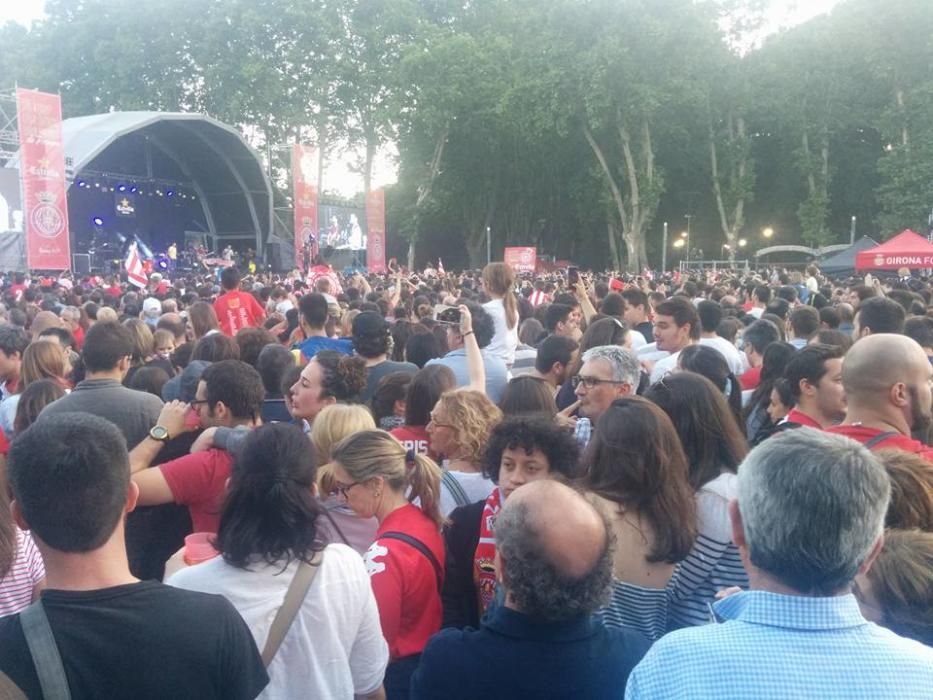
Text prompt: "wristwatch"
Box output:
[[148, 425, 171, 443]]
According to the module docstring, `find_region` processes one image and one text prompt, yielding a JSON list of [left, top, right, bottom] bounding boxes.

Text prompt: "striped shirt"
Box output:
[[0, 529, 44, 616], [596, 580, 670, 641], [668, 472, 748, 630]]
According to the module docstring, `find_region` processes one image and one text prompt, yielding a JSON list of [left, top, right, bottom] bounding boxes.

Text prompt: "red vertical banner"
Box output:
[[16, 89, 71, 270], [365, 189, 386, 273], [292, 144, 318, 272]]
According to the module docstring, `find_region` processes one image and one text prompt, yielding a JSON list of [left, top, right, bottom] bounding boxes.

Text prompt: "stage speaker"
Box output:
[[72, 254, 91, 276]]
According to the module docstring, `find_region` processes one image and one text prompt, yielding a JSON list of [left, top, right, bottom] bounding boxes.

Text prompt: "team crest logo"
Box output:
[[31, 191, 64, 238], [873, 254, 885, 267]]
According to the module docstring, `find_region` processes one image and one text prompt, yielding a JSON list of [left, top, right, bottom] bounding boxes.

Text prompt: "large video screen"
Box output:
[[319, 203, 367, 250], [0, 168, 23, 235]]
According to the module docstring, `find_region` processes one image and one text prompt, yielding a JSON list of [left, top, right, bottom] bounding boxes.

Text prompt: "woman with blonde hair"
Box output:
[[482, 262, 519, 367], [122, 318, 154, 386], [331, 429, 443, 700], [312, 404, 378, 553], [427, 389, 502, 516]]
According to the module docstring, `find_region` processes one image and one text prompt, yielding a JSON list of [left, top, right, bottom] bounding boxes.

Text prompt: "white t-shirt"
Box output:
[[628, 330, 648, 350], [169, 543, 387, 700], [748, 307, 764, 319], [699, 336, 747, 375], [483, 298, 519, 367], [650, 351, 680, 384], [439, 469, 496, 516]]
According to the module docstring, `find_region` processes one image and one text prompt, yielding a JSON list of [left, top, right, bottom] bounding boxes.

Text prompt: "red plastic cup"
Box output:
[[183, 532, 219, 565]]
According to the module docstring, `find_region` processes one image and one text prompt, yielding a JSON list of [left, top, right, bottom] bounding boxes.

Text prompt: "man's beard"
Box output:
[[908, 385, 933, 437]]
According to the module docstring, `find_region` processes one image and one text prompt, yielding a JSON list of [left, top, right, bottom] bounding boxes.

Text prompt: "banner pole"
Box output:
[[486, 226, 491, 265]]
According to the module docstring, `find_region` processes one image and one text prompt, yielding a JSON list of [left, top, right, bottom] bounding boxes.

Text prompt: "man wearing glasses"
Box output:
[[129, 360, 264, 534], [572, 345, 641, 447]]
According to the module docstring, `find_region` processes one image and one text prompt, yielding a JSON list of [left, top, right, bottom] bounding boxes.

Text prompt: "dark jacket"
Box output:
[[411, 605, 651, 700], [441, 500, 485, 630]]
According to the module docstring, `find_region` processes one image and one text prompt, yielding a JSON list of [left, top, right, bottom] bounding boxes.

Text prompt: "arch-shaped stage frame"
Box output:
[[61, 111, 272, 255]]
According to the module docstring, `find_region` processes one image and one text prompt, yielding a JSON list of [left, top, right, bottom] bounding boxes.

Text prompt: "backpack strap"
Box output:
[[20, 600, 71, 700], [863, 431, 899, 450], [261, 551, 322, 667], [380, 531, 443, 593], [441, 470, 472, 508]]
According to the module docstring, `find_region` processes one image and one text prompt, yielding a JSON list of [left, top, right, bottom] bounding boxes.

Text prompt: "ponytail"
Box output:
[[406, 453, 443, 528]]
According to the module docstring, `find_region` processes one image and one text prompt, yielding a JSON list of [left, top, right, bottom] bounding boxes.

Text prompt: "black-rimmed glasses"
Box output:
[[571, 375, 627, 390]]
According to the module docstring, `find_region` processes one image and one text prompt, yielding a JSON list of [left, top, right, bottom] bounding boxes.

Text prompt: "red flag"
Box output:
[[125, 243, 147, 288], [610, 277, 625, 291]]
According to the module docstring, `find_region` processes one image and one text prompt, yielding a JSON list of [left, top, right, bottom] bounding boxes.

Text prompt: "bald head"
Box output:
[[496, 481, 612, 622], [30, 311, 64, 339], [843, 334, 928, 398]]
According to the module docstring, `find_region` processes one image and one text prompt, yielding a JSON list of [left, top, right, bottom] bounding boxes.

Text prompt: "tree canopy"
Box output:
[[2, 0, 931, 269]]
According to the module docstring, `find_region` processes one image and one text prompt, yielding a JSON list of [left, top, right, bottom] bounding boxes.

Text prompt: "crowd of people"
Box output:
[[0, 258, 930, 699]]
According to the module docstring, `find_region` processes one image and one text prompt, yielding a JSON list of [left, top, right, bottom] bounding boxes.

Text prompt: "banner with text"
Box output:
[[16, 89, 71, 270], [504, 246, 537, 274], [365, 189, 386, 273], [292, 144, 319, 272]]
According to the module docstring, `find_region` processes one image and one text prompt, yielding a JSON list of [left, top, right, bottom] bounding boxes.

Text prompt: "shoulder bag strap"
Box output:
[[261, 552, 322, 667], [441, 470, 471, 508], [20, 601, 71, 700], [863, 431, 899, 450], [380, 531, 443, 593]]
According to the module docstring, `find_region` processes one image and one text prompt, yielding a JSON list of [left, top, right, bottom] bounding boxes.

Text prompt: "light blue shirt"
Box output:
[[625, 590, 933, 699], [426, 349, 509, 404]]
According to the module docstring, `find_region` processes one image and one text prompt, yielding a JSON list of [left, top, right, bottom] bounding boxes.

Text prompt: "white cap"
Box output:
[[142, 298, 162, 316]]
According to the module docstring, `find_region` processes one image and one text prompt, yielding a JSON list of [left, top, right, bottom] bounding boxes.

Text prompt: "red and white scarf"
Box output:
[[473, 487, 502, 614]]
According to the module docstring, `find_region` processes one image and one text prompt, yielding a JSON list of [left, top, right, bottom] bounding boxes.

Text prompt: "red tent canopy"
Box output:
[[855, 229, 933, 270]]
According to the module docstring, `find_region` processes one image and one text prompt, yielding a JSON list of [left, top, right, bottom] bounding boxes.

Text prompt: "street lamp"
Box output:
[[673, 239, 685, 249], [762, 227, 774, 239], [738, 238, 747, 248]]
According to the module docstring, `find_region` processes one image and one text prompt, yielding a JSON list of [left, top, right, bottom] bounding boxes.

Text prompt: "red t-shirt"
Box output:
[[825, 425, 933, 461], [71, 324, 85, 351], [159, 449, 234, 533], [390, 425, 431, 458], [213, 291, 265, 336], [364, 503, 444, 660], [8, 284, 26, 302], [739, 366, 762, 391], [783, 408, 822, 429], [0, 429, 10, 456]]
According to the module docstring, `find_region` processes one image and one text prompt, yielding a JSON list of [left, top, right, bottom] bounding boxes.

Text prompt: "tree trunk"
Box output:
[[605, 199, 622, 272], [583, 124, 630, 269], [363, 127, 376, 194], [409, 122, 450, 270], [896, 86, 910, 156], [619, 120, 642, 272], [316, 110, 327, 191], [802, 130, 816, 196]]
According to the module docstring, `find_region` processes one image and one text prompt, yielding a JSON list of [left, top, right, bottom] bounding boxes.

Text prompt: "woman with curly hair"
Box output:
[[427, 389, 503, 516], [441, 415, 580, 630]]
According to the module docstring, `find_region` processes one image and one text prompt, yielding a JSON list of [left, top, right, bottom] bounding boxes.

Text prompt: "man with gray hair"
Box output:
[[412, 480, 649, 699], [572, 344, 640, 447], [626, 428, 933, 699]]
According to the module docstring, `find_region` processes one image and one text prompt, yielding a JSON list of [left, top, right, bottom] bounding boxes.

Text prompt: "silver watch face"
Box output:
[[151, 426, 169, 441]]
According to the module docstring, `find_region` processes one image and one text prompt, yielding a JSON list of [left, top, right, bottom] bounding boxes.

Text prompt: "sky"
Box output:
[[1, 0, 842, 196]]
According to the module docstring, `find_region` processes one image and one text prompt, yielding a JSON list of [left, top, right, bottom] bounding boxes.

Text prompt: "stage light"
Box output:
[[166, 190, 175, 198], [117, 184, 126, 192], [94, 183, 100, 188], [156, 257, 169, 271], [77, 180, 86, 188], [130, 186, 137, 193], [92, 217, 104, 227]]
